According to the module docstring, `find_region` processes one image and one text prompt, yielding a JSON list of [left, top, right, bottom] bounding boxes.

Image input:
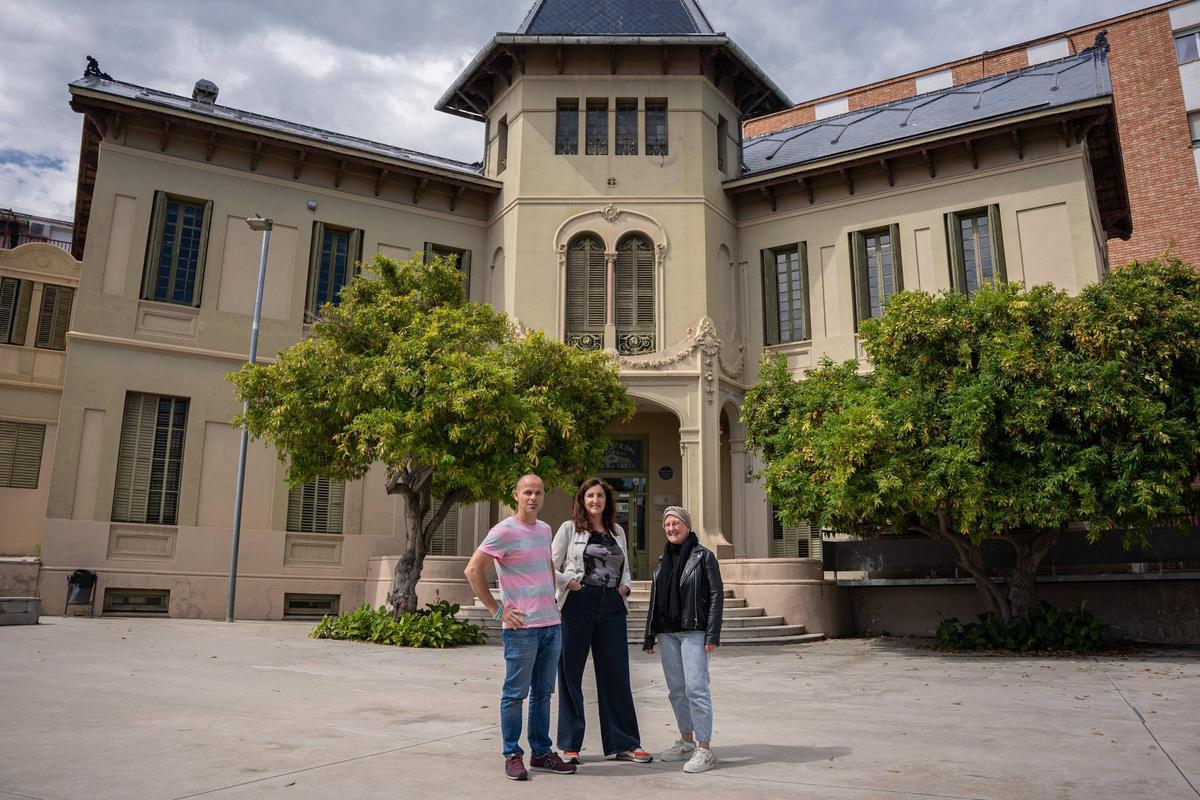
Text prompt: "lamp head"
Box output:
[[245, 213, 273, 232]]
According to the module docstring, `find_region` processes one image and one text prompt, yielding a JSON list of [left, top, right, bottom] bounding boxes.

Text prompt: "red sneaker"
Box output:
[[530, 751, 577, 774], [613, 749, 653, 763], [505, 754, 528, 781]]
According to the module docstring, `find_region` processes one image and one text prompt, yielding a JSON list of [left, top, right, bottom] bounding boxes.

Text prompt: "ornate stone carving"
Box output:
[[615, 315, 741, 399], [600, 204, 621, 223]]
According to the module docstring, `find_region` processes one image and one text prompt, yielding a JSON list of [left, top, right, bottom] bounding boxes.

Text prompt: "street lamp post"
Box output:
[[226, 213, 272, 622]]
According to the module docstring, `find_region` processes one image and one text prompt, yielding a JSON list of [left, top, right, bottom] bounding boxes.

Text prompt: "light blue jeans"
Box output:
[[500, 624, 561, 757], [657, 631, 713, 742]]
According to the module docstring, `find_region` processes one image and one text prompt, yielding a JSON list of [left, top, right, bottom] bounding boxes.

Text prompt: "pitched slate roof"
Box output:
[[516, 0, 715, 36], [69, 75, 491, 180], [739, 46, 1112, 180]]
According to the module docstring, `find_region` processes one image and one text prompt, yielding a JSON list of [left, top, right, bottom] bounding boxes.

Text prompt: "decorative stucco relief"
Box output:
[[616, 315, 744, 403]]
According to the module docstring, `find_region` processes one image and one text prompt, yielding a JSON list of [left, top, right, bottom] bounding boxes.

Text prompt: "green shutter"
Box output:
[[11, 280, 33, 346], [850, 232, 869, 329], [0, 278, 16, 342], [0, 421, 45, 489], [946, 212, 965, 294], [615, 236, 653, 332], [142, 191, 168, 299], [797, 243, 812, 342], [889, 223, 904, 293], [565, 236, 605, 346], [460, 248, 472, 293], [761, 248, 780, 345], [36, 284, 73, 350], [987, 204, 1007, 283], [287, 476, 344, 533], [112, 393, 158, 522], [349, 228, 364, 279], [193, 198, 214, 307], [306, 221, 326, 321], [423, 241, 435, 263]]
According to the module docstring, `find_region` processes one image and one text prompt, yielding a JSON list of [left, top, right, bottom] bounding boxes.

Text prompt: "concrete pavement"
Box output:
[[1, 617, 1197, 799]]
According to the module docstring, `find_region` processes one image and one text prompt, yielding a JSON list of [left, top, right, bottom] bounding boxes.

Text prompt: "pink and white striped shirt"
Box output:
[[477, 516, 561, 629]]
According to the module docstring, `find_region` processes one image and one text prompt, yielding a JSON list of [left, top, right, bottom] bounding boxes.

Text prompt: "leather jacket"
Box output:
[[642, 541, 724, 650]]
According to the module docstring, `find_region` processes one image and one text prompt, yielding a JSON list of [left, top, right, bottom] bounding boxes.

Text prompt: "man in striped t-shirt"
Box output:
[[465, 474, 576, 780]]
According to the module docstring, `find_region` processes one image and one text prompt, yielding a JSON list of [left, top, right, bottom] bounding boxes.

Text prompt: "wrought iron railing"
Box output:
[[566, 332, 603, 351], [1, 234, 72, 251], [617, 332, 655, 355]]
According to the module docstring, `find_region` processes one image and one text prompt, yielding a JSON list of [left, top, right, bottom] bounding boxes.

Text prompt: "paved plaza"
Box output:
[[1, 617, 1197, 799]]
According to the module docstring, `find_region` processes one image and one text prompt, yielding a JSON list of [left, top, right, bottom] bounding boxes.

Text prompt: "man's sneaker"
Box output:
[[658, 739, 697, 762], [612, 749, 654, 763], [562, 751, 580, 765], [530, 751, 577, 774], [683, 747, 716, 773], [505, 754, 528, 781]]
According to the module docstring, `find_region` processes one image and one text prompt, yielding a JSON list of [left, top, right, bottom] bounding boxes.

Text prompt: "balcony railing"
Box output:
[[565, 332, 603, 351], [617, 332, 655, 355], [1, 234, 72, 251]]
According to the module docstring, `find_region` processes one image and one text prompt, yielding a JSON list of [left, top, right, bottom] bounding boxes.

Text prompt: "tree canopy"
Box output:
[[231, 253, 635, 612], [744, 257, 1200, 621]]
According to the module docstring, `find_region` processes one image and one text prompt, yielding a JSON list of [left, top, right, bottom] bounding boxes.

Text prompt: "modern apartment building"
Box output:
[[1, 0, 1149, 633]]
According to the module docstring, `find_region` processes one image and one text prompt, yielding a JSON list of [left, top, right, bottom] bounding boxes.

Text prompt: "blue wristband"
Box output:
[[493, 602, 504, 621]]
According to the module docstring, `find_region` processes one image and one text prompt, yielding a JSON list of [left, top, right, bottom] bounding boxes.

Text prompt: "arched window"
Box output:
[[615, 234, 655, 354], [565, 234, 606, 350]]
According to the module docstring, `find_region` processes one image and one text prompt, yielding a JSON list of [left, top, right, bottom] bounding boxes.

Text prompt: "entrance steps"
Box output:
[[460, 580, 824, 646]]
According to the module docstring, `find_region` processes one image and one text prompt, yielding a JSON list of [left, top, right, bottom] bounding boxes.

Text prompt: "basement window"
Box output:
[[103, 588, 170, 615], [284, 594, 340, 619]]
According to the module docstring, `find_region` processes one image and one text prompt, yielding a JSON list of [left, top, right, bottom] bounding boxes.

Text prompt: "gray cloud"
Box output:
[[0, 0, 1148, 219]]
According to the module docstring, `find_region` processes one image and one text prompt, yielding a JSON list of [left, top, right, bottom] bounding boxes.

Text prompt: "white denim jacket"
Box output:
[[551, 520, 633, 610]]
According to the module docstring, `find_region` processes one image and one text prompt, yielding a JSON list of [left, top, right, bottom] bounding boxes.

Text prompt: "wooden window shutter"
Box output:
[[12, 280, 32, 347], [349, 228, 364, 278], [850, 232, 870, 329], [0, 278, 17, 342], [427, 501, 459, 556], [946, 212, 966, 294], [769, 506, 812, 558], [288, 476, 344, 533], [987, 204, 1007, 282], [760, 248, 780, 346], [423, 242, 435, 263], [888, 223, 904, 293], [112, 393, 158, 522], [142, 191, 169, 300], [36, 285, 73, 350], [0, 421, 45, 489], [797, 243, 812, 342], [565, 236, 605, 343], [306, 222, 326, 321]]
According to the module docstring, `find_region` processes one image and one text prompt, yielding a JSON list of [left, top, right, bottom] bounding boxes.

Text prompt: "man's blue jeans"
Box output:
[[500, 624, 562, 756]]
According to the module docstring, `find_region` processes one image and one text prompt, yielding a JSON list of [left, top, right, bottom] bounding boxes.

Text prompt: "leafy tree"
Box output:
[[231, 254, 634, 613], [744, 257, 1200, 622]]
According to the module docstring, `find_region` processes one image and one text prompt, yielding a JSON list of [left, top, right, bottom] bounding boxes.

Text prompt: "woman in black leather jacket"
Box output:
[[642, 506, 723, 773]]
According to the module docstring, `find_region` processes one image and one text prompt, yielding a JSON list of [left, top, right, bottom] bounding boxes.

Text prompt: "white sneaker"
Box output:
[[683, 747, 716, 773], [658, 739, 697, 762]]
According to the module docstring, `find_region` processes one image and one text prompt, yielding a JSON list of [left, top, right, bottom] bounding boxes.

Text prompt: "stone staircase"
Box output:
[[460, 580, 824, 646]]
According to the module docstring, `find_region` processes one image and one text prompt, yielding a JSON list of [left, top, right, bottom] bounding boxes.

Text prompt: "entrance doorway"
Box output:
[[600, 437, 650, 579]]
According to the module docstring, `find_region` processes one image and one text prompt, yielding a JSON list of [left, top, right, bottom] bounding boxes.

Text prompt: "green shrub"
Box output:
[[310, 601, 488, 648], [935, 601, 1105, 653]]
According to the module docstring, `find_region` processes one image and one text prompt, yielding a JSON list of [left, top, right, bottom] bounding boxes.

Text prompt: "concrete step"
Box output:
[[0, 597, 40, 626]]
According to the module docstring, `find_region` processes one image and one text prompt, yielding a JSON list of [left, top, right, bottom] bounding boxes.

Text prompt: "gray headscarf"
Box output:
[[662, 506, 693, 531]]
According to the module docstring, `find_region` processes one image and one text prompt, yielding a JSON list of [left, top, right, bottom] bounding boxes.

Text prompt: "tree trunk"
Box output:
[[1002, 527, 1063, 619], [388, 501, 424, 615], [931, 513, 1012, 623]]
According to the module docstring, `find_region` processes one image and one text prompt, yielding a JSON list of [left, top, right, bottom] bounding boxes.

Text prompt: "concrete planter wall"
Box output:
[[365, 555, 483, 610], [722, 558, 852, 637]]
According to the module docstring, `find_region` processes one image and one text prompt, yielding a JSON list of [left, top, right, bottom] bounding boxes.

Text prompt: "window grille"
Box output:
[[615, 101, 638, 155], [556, 100, 579, 155], [645, 101, 668, 156], [586, 100, 608, 155]]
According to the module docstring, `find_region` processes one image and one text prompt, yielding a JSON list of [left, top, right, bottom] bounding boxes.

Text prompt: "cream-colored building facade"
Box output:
[[3, 0, 1129, 630]]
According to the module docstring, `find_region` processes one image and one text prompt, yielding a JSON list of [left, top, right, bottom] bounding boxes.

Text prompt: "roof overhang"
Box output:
[[435, 33, 791, 122]]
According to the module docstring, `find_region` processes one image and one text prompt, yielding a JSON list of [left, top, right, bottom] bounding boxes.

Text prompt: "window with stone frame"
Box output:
[[111, 392, 189, 525], [615, 100, 638, 155], [142, 191, 213, 307], [305, 223, 362, 323], [586, 99, 608, 155], [850, 225, 903, 329], [760, 243, 810, 346], [645, 100, 668, 156], [947, 206, 1006, 297], [614, 234, 655, 354], [556, 99, 579, 155], [564, 234, 606, 351]]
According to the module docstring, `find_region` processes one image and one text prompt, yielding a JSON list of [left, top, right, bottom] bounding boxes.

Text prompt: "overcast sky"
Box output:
[[0, 0, 1149, 221]]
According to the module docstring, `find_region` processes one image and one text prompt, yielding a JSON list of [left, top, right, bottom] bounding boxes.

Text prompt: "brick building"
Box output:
[[745, 0, 1200, 267]]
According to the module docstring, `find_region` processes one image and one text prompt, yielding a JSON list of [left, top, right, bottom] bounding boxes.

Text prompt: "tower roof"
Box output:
[[516, 0, 715, 36]]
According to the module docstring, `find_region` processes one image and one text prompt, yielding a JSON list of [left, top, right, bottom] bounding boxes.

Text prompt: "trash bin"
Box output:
[[64, 569, 98, 617]]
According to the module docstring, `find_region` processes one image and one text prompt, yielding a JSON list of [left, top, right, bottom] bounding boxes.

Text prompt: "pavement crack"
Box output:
[[1094, 657, 1199, 798], [167, 722, 499, 799]]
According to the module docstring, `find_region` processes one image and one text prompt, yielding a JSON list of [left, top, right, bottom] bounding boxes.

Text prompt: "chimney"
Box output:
[[192, 79, 219, 104]]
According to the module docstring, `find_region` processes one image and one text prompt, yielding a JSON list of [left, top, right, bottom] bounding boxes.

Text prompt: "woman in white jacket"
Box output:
[[552, 477, 651, 764]]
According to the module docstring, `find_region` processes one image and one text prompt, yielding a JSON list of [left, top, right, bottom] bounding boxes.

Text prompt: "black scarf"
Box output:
[[653, 531, 697, 633]]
